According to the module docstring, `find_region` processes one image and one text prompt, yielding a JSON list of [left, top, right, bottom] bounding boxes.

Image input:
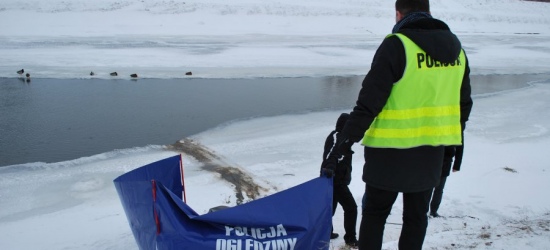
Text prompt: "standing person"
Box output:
[[321, 113, 359, 248], [429, 144, 464, 217], [321, 0, 473, 249]]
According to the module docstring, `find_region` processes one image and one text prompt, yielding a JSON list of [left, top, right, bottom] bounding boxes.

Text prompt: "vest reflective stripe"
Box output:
[[366, 125, 462, 138], [376, 106, 460, 120], [362, 33, 466, 148]]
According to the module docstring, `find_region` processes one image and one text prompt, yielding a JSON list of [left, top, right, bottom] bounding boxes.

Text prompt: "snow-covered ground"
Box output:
[[1, 0, 550, 79], [1, 0, 550, 249]]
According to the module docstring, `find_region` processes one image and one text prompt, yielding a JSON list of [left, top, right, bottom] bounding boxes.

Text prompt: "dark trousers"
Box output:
[[430, 176, 448, 214], [358, 185, 432, 250], [333, 184, 358, 241]]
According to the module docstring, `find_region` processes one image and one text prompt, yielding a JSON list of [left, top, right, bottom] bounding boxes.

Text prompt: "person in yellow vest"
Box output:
[[321, 0, 473, 249]]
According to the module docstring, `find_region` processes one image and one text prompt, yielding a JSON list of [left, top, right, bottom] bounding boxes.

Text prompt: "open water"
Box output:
[[1, 74, 549, 167]]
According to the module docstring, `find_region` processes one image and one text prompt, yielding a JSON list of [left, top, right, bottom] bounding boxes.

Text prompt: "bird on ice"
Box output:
[[17, 69, 24, 75]]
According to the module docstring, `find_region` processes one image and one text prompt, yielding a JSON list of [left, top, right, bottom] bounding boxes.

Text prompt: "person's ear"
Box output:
[[396, 10, 404, 23]]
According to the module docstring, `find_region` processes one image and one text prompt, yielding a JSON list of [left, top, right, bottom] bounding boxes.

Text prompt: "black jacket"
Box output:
[[323, 130, 354, 186], [321, 113, 353, 186], [341, 17, 473, 192]]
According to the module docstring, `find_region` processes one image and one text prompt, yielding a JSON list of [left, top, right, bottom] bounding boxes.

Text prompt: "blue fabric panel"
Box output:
[[114, 155, 333, 250]]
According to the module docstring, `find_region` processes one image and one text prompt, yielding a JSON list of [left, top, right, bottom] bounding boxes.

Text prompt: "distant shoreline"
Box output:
[[3, 72, 550, 81]]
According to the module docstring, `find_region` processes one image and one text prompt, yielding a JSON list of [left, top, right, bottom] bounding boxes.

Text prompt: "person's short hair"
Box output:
[[395, 0, 430, 16]]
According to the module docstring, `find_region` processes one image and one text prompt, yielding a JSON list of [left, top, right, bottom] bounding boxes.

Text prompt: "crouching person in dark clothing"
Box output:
[[321, 113, 359, 248]]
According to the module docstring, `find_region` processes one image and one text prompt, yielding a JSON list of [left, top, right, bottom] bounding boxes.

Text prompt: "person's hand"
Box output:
[[334, 134, 353, 156], [320, 154, 338, 178], [321, 167, 334, 178]]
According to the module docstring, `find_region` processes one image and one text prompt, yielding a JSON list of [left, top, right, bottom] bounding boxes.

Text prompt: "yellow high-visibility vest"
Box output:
[[362, 33, 466, 148]]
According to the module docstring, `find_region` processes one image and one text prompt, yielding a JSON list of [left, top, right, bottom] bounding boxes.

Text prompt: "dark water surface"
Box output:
[[1, 76, 362, 167], [1, 74, 549, 167]]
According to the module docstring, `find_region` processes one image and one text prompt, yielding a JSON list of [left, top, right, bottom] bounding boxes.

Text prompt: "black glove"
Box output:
[[334, 134, 353, 156], [320, 133, 353, 178]]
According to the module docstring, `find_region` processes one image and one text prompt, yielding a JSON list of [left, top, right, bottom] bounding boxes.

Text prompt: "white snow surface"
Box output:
[[1, 0, 550, 79]]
